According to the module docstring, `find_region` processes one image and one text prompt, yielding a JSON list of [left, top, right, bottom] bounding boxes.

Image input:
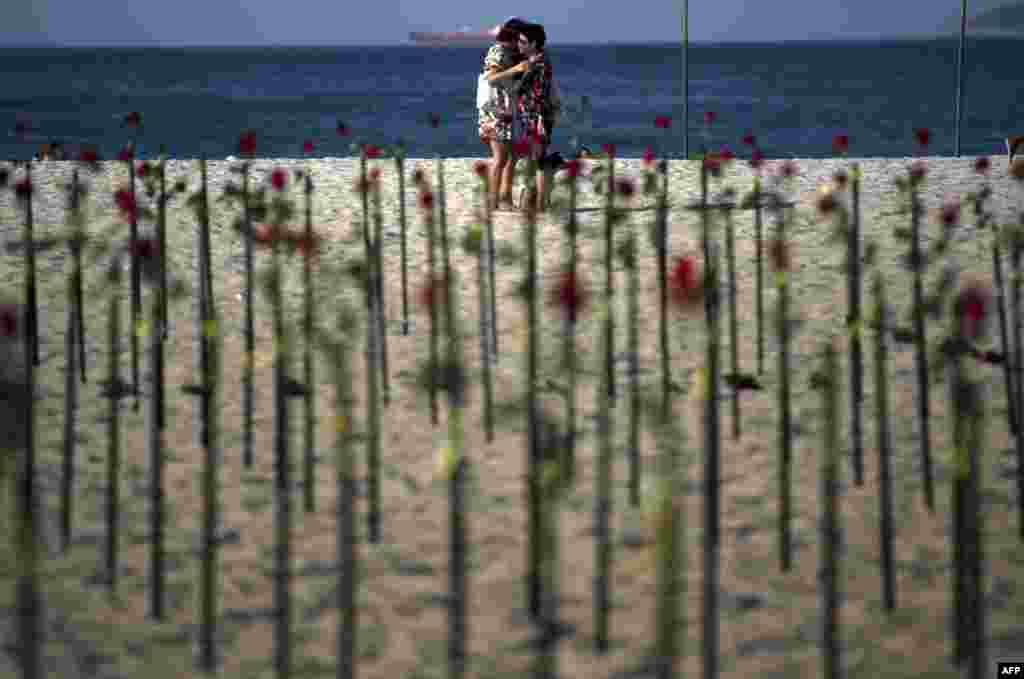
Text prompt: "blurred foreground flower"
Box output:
[[0, 301, 30, 453], [549, 269, 588, 318], [832, 134, 849, 155], [114, 187, 136, 220], [418, 274, 448, 313], [749, 149, 764, 173], [669, 254, 704, 311], [270, 168, 287, 191], [935, 198, 960, 228], [239, 130, 257, 156], [768, 238, 791, 271], [615, 177, 636, 199], [955, 278, 990, 341], [642, 146, 656, 167], [909, 160, 927, 184]]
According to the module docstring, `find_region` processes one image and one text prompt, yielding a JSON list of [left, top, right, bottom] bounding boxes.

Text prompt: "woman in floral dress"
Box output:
[[478, 18, 529, 210]]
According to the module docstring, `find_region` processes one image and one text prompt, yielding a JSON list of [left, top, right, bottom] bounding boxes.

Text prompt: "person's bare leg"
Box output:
[[488, 140, 507, 210], [499, 157, 517, 206], [537, 169, 553, 211]]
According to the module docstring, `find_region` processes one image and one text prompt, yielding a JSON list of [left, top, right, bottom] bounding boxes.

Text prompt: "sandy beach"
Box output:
[[1, 153, 1023, 679]]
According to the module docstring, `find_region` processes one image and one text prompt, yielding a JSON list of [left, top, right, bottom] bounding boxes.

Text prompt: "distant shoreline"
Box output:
[[3, 34, 1023, 49]]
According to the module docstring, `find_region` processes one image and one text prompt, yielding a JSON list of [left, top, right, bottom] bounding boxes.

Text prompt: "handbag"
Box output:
[[476, 73, 493, 110]]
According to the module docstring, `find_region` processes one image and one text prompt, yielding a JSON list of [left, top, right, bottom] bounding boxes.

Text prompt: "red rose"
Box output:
[[418, 274, 447, 311], [832, 134, 849, 154], [564, 159, 580, 179], [615, 177, 636, 199], [719, 146, 734, 162], [642, 146, 656, 167], [549, 269, 588, 316], [914, 128, 930, 148], [956, 280, 990, 340], [0, 305, 18, 337], [669, 254, 704, 310], [336, 121, 350, 136], [974, 156, 990, 175], [418, 191, 434, 210], [749, 149, 764, 172], [124, 111, 141, 128], [271, 168, 287, 191], [703, 155, 721, 177], [654, 115, 671, 129], [303, 140, 314, 154], [937, 199, 960, 227], [78, 147, 99, 163], [114, 188, 135, 216], [741, 132, 756, 146], [117, 146, 133, 162], [130, 238, 158, 260], [362, 144, 381, 159], [768, 238, 790, 271], [239, 131, 257, 156], [600, 143, 615, 157], [14, 178, 32, 200], [909, 160, 927, 183], [429, 113, 441, 128], [703, 111, 715, 125]]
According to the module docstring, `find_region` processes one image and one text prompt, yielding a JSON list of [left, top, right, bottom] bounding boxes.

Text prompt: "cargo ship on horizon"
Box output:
[[409, 24, 501, 46]]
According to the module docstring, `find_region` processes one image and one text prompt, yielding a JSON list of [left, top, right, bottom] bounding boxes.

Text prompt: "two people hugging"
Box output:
[[477, 17, 563, 213]]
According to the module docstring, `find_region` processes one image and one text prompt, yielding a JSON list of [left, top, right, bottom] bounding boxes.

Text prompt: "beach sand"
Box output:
[[2, 154, 1023, 678]]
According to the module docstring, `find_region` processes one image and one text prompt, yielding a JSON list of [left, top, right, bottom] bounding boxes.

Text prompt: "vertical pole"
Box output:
[[682, 0, 689, 159], [954, 0, 968, 157]]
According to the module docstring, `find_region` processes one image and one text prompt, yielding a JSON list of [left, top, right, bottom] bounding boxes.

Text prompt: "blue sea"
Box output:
[[1, 37, 1022, 162]]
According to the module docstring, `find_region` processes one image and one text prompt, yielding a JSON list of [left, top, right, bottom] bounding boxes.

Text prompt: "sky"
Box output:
[[0, 0, 1001, 46]]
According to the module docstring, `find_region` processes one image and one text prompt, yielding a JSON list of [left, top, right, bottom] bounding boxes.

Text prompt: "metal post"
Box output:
[[682, 0, 689, 159], [954, 0, 968, 157]]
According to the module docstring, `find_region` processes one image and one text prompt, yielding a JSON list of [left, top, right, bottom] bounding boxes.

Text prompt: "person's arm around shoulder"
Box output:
[[486, 61, 528, 83]]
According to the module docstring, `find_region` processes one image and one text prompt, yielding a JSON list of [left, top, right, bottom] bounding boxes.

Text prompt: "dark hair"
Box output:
[[518, 23, 546, 50], [496, 27, 519, 43], [503, 18, 530, 32]]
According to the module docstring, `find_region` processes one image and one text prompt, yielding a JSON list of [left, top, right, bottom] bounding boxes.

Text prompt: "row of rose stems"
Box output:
[[8, 116, 1024, 679]]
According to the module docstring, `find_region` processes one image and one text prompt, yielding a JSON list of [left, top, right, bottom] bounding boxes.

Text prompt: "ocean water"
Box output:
[[1, 37, 1022, 161]]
